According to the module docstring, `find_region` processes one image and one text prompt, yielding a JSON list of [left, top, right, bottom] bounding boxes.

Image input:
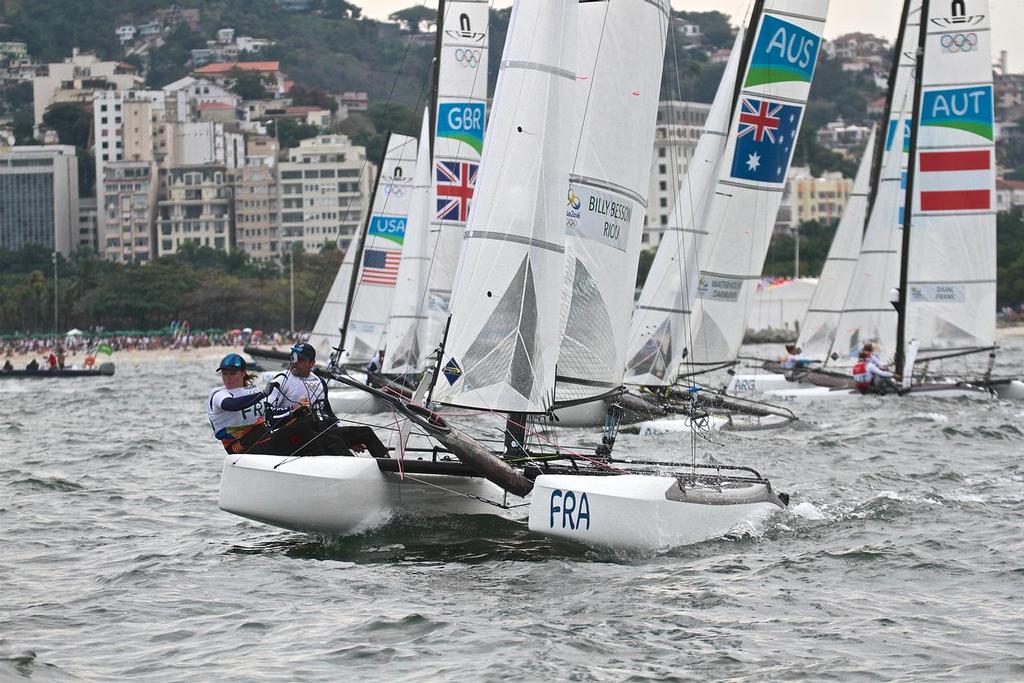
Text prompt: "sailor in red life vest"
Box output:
[[852, 350, 899, 394]]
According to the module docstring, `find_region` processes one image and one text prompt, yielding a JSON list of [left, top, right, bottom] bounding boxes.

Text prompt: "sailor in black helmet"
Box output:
[[264, 342, 386, 457]]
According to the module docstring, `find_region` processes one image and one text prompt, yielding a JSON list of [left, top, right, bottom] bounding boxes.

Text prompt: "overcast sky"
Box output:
[[358, 0, 1022, 72]]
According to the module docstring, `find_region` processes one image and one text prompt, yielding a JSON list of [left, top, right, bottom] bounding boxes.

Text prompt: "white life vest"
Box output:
[[207, 385, 266, 437]]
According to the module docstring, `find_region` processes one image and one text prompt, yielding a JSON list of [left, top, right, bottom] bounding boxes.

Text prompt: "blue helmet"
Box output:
[[290, 342, 316, 362], [217, 353, 247, 372]]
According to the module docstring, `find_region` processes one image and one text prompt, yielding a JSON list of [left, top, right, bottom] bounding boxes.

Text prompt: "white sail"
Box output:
[[422, 0, 490, 352], [905, 0, 996, 355], [555, 0, 670, 403], [686, 0, 830, 370], [432, 0, 577, 413], [308, 243, 357, 361], [832, 1, 920, 363], [623, 30, 744, 386], [307, 134, 417, 361], [796, 125, 877, 360], [382, 111, 432, 375]]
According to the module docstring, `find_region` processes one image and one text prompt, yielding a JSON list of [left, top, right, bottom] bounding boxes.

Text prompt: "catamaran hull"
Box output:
[[630, 412, 793, 435], [765, 384, 993, 402], [219, 454, 526, 535], [726, 373, 797, 394], [989, 379, 1024, 400], [527, 474, 784, 550]]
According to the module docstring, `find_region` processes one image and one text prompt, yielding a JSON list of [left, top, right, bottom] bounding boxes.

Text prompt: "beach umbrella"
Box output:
[[229, 328, 242, 335], [65, 328, 83, 336]]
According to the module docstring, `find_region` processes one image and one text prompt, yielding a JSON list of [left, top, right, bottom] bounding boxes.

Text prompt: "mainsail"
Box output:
[[623, 30, 745, 386], [555, 0, 669, 403], [900, 0, 996, 360], [422, 0, 490, 352], [796, 125, 877, 360], [382, 111, 432, 375], [832, 0, 920, 362], [307, 133, 417, 361], [686, 0, 830, 370], [432, 0, 577, 413]]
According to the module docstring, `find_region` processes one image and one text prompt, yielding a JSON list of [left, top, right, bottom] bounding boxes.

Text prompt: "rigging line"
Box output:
[[300, 12, 429, 335]]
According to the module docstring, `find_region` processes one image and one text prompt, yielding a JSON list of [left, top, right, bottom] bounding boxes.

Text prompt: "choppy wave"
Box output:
[[1, 347, 1024, 680]]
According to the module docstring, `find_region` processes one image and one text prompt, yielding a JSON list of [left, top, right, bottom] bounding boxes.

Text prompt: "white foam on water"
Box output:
[[791, 502, 825, 520], [912, 412, 949, 423]]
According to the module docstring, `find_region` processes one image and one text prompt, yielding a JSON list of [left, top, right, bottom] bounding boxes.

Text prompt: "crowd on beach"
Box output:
[[1, 330, 308, 362]]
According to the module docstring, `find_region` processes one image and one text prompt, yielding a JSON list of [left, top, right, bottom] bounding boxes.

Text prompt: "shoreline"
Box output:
[[2, 344, 243, 367]]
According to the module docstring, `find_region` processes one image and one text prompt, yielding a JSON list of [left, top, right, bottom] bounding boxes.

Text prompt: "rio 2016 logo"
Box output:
[[567, 188, 582, 210]]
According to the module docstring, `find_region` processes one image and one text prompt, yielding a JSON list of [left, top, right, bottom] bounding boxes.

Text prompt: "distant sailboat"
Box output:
[[766, 0, 1006, 401]]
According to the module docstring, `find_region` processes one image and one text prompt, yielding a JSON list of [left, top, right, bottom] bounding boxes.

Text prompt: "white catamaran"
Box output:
[[220, 0, 810, 551]]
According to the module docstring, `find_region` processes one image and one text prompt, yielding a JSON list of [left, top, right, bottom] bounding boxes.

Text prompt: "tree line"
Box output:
[[0, 243, 343, 335]]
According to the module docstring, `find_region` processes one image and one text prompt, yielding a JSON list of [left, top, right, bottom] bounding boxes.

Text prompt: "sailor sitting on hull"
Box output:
[[262, 342, 387, 458], [852, 350, 900, 395], [207, 353, 273, 454]]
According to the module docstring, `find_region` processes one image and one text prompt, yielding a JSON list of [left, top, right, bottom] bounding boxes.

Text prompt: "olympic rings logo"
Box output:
[[454, 48, 481, 69], [940, 33, 977, 53]]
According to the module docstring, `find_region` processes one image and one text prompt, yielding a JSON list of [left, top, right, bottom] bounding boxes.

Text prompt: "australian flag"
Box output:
[[436, 160, 478, 222], [730, 97, 802, 184]]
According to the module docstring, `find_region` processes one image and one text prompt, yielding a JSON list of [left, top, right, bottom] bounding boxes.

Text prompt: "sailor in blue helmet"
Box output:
[[207, 353, 273, 453], [262, 342, 386, 457]]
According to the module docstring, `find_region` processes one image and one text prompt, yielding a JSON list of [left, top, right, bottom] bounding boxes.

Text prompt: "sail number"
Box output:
[[548, 489, 591, 530]]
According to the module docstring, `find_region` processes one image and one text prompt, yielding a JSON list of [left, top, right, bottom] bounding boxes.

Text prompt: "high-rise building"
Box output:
[[94, 90, 165, 262], [234, 164, 280, 262], [157, 165, 234, 256], [644, 101, 711, 250], [775, 166, 852, 234], [100, 161, 159, 263], [277, 135, 373, 253], [77, 197, 98, 252], [0, 145, 79, 255]]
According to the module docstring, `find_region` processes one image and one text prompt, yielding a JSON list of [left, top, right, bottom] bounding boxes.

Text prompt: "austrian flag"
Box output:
[[917, 149, 993, 212]]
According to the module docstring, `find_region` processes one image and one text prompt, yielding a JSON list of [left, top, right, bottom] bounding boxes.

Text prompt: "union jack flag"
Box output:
[[435, 160, 478, 222], [738, 98, 783, 143]]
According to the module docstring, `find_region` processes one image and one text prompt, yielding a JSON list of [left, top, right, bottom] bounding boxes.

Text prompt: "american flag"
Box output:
[[360, 249, 401, 286], [436, 160, 478, 222]]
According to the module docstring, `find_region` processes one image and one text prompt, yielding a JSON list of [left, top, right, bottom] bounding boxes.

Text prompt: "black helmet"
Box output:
[[217, 353, 247, 372], [290, 342, 316, 362]]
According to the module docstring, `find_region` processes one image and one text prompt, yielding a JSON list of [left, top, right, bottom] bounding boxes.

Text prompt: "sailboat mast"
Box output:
[[338, 131, 393, 356], [730, 0, 764, 120], [428, 0, 446, 164], [895, 0, 929, 374], [865, 0, 912, 227]]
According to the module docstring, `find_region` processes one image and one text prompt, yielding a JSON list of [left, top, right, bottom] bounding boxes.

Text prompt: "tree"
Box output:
[[290, 83, 338, 113], [273, 117, 321, 152], [388, 6, 436, 32], [229, 70, 271, 101], [146, 24, 204, 89], [42, 102, 92, 148], [674, 10, 735, 49]]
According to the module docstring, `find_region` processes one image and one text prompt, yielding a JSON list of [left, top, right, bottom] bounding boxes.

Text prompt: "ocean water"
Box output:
[[2, 339, 1023, 681]]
